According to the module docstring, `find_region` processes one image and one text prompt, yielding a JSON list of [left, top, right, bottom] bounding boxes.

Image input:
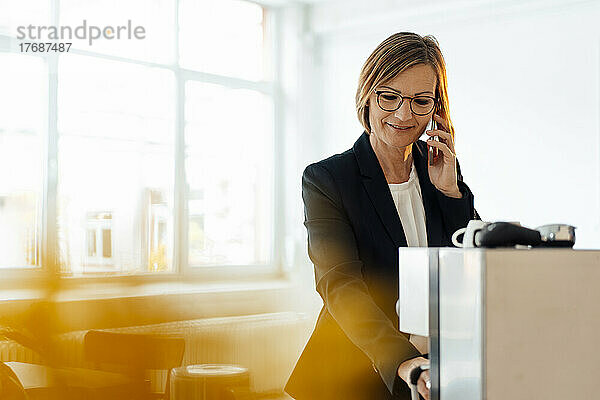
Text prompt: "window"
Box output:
[[0, 0, 50, 37], [84, 211, 113, 268], [179, 0, 268, 81], [59, 0, 175, 64], [0, 0, 278, 276], [57, 55, 176, 274], [185, 82, 274, 266], [0, 53, 46, 269]]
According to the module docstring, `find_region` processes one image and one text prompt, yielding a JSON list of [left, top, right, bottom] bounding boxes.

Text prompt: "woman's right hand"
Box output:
[[397, 356, 430, 400]]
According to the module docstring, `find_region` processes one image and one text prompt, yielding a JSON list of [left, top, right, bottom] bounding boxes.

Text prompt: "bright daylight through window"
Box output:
[[0, 0, 275, 275]]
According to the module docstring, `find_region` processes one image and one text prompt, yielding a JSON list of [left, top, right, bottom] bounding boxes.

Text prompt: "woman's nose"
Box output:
[[393, 100, 413, 120]]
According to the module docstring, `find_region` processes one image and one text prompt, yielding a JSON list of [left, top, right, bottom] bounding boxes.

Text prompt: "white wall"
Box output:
[[300, 0, 600, 249]]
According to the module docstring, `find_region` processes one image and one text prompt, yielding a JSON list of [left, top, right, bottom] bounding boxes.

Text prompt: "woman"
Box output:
[[284, 32, 479, 400]]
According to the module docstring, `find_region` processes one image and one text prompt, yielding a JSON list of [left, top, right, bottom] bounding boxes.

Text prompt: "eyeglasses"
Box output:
[[373, 89, 437, 116]]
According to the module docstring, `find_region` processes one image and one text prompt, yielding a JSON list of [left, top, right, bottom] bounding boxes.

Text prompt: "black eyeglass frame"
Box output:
[[373, 89, 437, 116]]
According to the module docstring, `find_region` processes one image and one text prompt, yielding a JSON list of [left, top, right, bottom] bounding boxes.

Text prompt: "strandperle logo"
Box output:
[[16, 20, 146, 45]]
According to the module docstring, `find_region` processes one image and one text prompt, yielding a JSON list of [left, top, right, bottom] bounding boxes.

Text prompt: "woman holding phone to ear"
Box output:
[[284, 32, 479, 400]]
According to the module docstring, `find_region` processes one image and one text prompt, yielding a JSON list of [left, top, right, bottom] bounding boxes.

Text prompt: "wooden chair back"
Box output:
[[84, 330, 185, 399]]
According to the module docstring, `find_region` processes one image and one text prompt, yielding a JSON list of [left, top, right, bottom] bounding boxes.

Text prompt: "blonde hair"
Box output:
[[355, 32, 455, 139]]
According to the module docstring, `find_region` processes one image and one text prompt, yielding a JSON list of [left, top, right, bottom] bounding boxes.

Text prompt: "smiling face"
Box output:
[[367, 63, 437, 149]]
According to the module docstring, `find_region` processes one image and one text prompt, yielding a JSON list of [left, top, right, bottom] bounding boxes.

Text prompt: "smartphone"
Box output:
[[427, 115, 439, 166]]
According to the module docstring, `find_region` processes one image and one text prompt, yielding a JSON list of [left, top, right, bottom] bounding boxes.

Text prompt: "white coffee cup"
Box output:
[[451, 220, 489, 248]]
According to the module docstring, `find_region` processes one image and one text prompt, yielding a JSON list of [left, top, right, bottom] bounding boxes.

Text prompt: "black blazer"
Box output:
[[285, 132, 478, 400]]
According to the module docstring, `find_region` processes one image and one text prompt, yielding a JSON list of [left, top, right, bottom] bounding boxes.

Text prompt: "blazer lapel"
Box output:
[[353, 132, 445, 248], [353, 132, 407, 248]]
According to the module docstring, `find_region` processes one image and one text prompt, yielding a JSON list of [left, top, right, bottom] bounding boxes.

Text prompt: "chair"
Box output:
[[84, 330, 185, 400], [2, 360, 135, 400], [0, 361, 28, 400]]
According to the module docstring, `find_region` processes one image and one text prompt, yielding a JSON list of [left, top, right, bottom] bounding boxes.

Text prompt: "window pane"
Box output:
[[179, 0, 267, 81], [87, 229, 96, 257], [102, 229, 112, 258], [59, 0, 175, 64], [0, 53, 45, 268], [58, 54, 175, 274], [0, 0, 50, 36], [185, 81, 273, 266]]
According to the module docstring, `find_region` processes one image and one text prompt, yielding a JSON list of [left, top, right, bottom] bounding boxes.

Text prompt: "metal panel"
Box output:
[[438, 248, 484, 400], [398, 247, 431, 336], [428, 248, 439, 400]]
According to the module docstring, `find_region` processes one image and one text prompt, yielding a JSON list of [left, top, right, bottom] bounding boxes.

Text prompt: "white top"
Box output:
[[388, 163, 428, 247], [389, 163, 430, 353]]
